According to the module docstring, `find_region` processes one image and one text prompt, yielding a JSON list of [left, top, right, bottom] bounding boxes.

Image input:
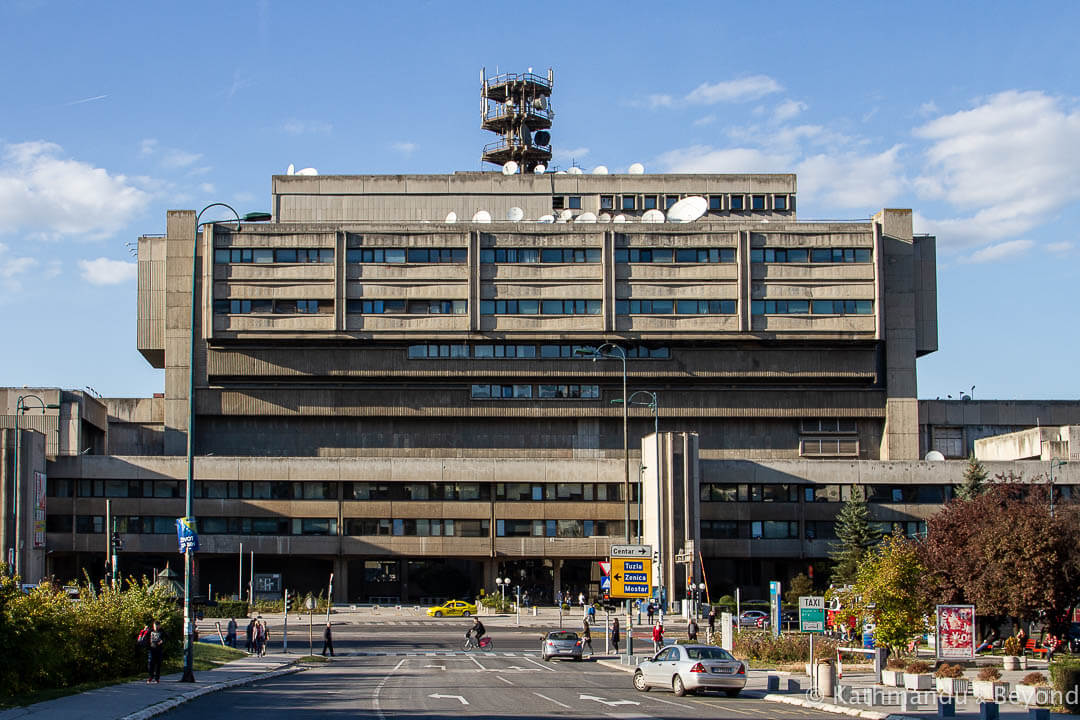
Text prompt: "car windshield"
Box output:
[[548, 631, 578, 640], [685, 647, 736, 661]]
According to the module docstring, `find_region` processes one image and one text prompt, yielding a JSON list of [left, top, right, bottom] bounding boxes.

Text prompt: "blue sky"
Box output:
[[1, 0, 1078, 400]]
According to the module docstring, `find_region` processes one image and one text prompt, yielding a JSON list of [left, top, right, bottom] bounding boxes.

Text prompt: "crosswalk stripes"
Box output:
[[346, 650, 539, 658]]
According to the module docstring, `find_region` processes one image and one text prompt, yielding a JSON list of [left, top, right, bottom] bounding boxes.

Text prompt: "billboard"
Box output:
[[936, 604, 976, 660]]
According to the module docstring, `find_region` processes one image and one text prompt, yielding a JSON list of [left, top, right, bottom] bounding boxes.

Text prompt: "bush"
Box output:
[[1003, 635, 1022, 656], [906, 660, 931, 674], [935, 663, 964, 678], [1050, 659, 1080, 713], [977, 666, 1002, 681], [885, 657, 907, 671], [730, 631, 839, 664], [201, 600, 249, 618], [1021, 671, 1049, 686]]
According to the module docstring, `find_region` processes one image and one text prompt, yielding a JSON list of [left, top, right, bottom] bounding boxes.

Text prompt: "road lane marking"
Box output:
[[521, 656, 556, 672], [423, 664, 446, 670], [579, 694, 639, 707], [373, 658, 407, 720], [468, 654, 485, 670], [496, 675, 514, 685], [533, 692, 571, 709], [429, 693, 469, 705], [645, 696, 691, 708]]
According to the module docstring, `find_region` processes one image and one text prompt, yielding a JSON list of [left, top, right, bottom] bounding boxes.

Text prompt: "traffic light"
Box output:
[[111, 532, 123, 552]]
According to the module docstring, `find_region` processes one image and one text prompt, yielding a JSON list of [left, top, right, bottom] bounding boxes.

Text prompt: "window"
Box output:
[[729, 195, 744, 211], [800, 437, 859, 457], [674, 300, 737, 315], [932, 427, 964, 458], [293, 518, 337, 536], [750, 300, 811, 315], [801, 419, 858, 434], [804, 485, 842, 503], [805, 521, 836, 540], [216, 248, 332, 263], [754, 247, 871, 264], [751, 521, 799, 539], [552, 196, 565, 210], [701, 520, 739, 539], [810, 300, 874, 315], [568, 196, 582, 210], [621, 196, 636, 210], [643, 195, 658, 210], [709, 196, 723, 211], [345, 248, 408, 263], [482, 299, 600, 315], [471, 384, 533, 399], [773, 195, 788, 211], [405, 248, 467, 263], [700, 484, 739, 502], [665, 196, 679, 209], [537, 384, 599, 399], [751, 195, 766, 210], [46, 515, 73, 532], [600, 196, 614, 210]]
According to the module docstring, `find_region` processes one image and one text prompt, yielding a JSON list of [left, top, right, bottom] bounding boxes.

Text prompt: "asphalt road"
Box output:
[[170, 618, 846, 719]]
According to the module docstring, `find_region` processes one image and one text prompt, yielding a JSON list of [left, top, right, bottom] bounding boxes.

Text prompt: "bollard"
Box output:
[[937, 696, 956, 718], [1027, 709, 1049, 720], [787, 679, 801, 692], [900, 691, 918, 712], [767, 675, 780, 691], [817, 661, 836, 698], [979, 702, 999, 720]]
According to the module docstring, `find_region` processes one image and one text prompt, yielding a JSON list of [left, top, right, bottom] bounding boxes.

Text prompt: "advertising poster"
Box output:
[[32, 471, 47, 548], [936, 604, 976, 659]]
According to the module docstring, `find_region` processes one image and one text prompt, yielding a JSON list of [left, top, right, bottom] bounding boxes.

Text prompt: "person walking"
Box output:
[[647, 602, 655, 625], [581, 619, 593, 657], [322, 622, 334, 656], [707, 606, 716, 643], [652, 621, 664, 654], [146, 620, 166, 683], [687, 617, 699, 643], [578, 591, 585, 609], [610, 617, 621, 654], [246, 618, 256, 653], [226, 617, 238, 648], [1046, 632, 1060, 662], [254, 619, 266, 657]]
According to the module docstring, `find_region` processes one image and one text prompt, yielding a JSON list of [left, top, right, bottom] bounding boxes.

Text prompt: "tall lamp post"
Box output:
[[1049, 458, 1068, 519], [575, 343, 630, 656], [181, 204, 271, 682], [10, 394, 60, 579]]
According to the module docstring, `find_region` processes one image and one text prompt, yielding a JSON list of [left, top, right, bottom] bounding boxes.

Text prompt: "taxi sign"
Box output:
[[799, 596, 826, 632], [609, 557, 652, 599]]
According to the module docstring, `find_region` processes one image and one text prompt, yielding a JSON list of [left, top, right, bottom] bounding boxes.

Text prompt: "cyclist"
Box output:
[[465, 617, 487, 648]]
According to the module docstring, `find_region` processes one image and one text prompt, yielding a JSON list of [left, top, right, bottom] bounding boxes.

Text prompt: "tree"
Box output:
[[852, 534, 931, 654], [830, 485, 881, 586], [955, 455, 989, 500], [784, 573, 814, 605]]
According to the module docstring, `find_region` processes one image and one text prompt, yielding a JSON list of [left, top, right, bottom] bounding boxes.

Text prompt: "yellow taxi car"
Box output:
[[427, 600, 477, 617]]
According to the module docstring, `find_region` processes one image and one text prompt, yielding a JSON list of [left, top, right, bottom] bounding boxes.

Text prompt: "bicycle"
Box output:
[[463, 635, 494, 652]]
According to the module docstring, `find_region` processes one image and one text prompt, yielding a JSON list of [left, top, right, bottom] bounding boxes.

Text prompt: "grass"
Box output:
[[294, 654, 330, 664], [0, 642, 248, 709]]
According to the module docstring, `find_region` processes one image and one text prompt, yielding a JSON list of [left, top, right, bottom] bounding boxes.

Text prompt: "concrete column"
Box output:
[[399, 558, 409, 603], [481, 558, 496, 597], [332, 556, 347, 603], [552, 558, 563, 603]]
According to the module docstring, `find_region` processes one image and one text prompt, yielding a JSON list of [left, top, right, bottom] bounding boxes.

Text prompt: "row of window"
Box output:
[[407, 344, 670, 359], [479, 299, 602, 315], [215, 248, 334, 264], [614, 248, 735, 264], [471, 384, 600, 399], [46, 515, 337, 536], [48, 479, 183, 499], [699, 520, 927, 540], [214, 299, 329, 315], [479, 248, 602, 264], [350, 481, 630, 502], [751, 248, 871, 264], [346, 299, 467, 315], [615, 299, 736, 315], [751, 300, 874, 315], [699, 483, 957, 504]]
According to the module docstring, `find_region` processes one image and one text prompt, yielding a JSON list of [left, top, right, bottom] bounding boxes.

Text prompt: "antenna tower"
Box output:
[[480, 67, 554, 173]]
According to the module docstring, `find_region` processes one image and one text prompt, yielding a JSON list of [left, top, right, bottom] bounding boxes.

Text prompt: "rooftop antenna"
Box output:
[[481, 67, 554, 173]]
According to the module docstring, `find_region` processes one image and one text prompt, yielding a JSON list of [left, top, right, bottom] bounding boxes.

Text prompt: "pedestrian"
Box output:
[[587, 603, 596, 622], [581, 619, 593, 657], [147, 620, 166, 683], [258, 619, 269, 657], [254, 619, 266, 656], [578, 591, 585, 608], [652, 621, 664, 654], [322, 622, 334, 657], [226, 617, 238, 648], [246, 618, 256, 653], [647, 602, 655, 625], [610, 617, 621, 654], [1046, 633, 1060, 662], [687, 617, 699, 643], [707, 606, 716, 642], [555, 589, 562, 607]]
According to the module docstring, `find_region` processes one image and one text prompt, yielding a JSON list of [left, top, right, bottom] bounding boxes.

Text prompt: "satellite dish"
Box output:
[[286, 163, 295, 175], [296, 167, 318, 176], [598, 213, 611, 223], [666, 196, 708, 223], [537, 214, 555, 223], [628, 163, 645, 175], [534, 163, 546, 173], [555, 170, 568, 175], [574, 212, 598, 223], [641, 209, 665, 223], [502, 161, 519, 175], [567, 166, 584, 175], [534, 130, 551, 146], [924, 450, 946, 462], [613, 214, 628, 223], [472, 210, 492, 223], [592, 165, 608, 175], [444, 212, 458, 223], [507, 206, 525, 222], [518, 125, 533, 146]]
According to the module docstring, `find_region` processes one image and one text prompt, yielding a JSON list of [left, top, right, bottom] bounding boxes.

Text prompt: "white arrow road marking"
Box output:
[[533, 692, 572, 709], [422, 664, 445, 670], [428, 693, 469, 705], [496, 675, 514, 685], [579, 694, 639, 707]]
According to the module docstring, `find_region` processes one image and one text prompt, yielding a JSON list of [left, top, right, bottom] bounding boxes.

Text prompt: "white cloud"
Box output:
[[773, 99, 807, 123], [554, 147, 590, 162], [391, 141, 418, 155], [160, 149, 203, 169], [966, 239, 1034, 263], [647, 94, 673, 109], [686, 75, 782, 105], [693, 114, 716, 127], [138, 138, 158, 157], [918, 101, 939, 117], [913, 90, 1080, 244], [657, 146, 793, 174], [0, 141, 148, 239], [199, 183, 215, 194], [282, 119, 333, 136], [795, 146, 906, 211], [78, 257, 137, 285], [1046, 241, 1073, 254]]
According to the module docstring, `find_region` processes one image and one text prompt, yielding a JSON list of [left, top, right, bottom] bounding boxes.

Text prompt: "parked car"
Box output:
[[633, 644, 746, 697], [426, 600, 477, 617], [739, 610, 768, 627], [541, 630, 583, 661]]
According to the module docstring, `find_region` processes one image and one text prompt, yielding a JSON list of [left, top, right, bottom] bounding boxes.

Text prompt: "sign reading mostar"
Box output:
[[608, 544, 652, 599]]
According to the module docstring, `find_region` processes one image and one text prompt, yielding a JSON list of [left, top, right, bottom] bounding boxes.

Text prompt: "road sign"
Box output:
[[599, 561, 611, 576], [610, 544, 651, 558], [799, 596, 826, 632], [600, 576, 611, 591], [609, 557, 652, 599]]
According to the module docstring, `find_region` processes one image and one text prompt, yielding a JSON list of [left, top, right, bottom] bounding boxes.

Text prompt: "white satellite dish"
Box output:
[[574, 212, 598, 223], [286, 163, 295, 175], [296, 167, 318, 176], [628, 162, 645, 175], [537, 214, 555, 223], [598, 213, 612, 223], [555, 170, 568, 175], [592, 165, 608, 175], [666, 196, 708, 223], [507, 206, 525, 222], [567, 166, 584, 175], [444, 212, 458, 223], [924, 450, 946, 462], [558, 209, 573, 221], [534, 163, 546, 174], [613, 214, 628, 223], [641, 209, 665, 223], [502, 161, 519, 175], [472, 210, 492, 223]]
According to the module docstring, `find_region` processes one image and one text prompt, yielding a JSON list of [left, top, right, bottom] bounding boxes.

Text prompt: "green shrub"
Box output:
[[201, 600, 249, 618], [729, 631, 839, 663], [1050, 659, 1080, 712]]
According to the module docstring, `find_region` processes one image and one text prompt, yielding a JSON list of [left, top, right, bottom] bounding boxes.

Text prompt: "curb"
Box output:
[[764, 693, 916, 720], [119, 666, 305, 720]]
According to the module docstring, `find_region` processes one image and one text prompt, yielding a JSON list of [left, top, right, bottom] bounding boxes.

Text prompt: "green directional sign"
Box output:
[[799, 596, 826, 632]]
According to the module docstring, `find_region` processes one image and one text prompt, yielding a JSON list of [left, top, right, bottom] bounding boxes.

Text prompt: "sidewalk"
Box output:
[[0, 652, 303, 720]]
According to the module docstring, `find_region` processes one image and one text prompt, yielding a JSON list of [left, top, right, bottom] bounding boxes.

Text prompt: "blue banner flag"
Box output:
[[176, 517, 199, 553]]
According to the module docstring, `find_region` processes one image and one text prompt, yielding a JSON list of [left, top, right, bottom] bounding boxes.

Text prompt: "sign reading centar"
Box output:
[[609, 544, 652, 599]]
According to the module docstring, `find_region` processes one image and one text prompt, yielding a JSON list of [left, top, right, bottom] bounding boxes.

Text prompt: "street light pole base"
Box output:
[[180, 669, 195, 683]]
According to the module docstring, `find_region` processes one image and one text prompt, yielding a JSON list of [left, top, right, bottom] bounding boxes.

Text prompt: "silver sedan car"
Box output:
[[633, 644, 747, 697], [540, 630, 583, 661]]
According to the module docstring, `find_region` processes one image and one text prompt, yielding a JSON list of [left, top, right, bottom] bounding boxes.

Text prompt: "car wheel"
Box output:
[[463, 611, 470, 617], [542, 654, 550, 662], [633, 671, 649, 692], [725, 688, 741, 698], [673, 675, 686, 697], [434, 611, 442, 617]]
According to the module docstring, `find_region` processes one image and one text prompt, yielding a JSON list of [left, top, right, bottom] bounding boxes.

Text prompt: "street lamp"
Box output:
[[697, 582, 707, 618], [575, 343, 631, 657], [1049, 458, 1068, 519], [611, 390, 662, 615], [181, 204, 271, 683], [495, 577, 510, 608], [10, 394, 60, 579]]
